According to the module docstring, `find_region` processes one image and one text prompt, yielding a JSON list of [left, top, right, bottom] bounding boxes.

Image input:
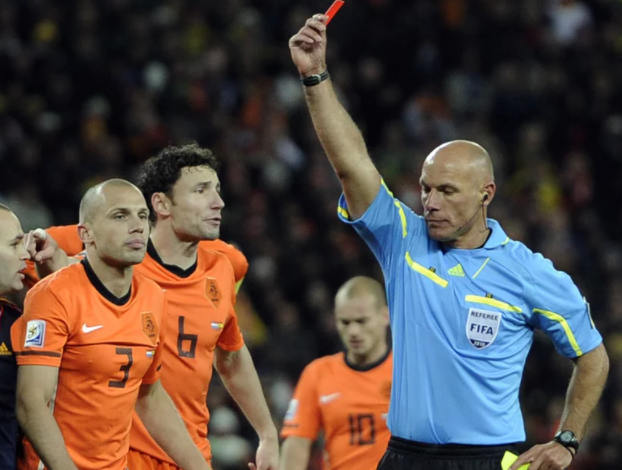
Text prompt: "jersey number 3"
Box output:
[[349, 413, 376, 446], [109, 348, 133, 389]]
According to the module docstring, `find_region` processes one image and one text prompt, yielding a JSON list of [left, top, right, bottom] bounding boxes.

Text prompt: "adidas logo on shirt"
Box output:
[[448, 264, 465, 277], [0, 342, 12, 356]]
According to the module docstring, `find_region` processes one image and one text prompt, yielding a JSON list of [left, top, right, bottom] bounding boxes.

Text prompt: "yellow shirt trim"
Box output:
[[465, 295, 522, 313], [533, 308, 583, 356], [405, 252, 448, 288]]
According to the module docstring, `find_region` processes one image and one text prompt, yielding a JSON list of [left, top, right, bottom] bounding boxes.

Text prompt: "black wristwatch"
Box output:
[[301, 70, 330, 87], [554, 430, 579, 456]]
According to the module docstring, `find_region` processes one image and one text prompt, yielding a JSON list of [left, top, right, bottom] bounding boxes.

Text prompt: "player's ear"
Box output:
[[151, 192, 172, 219], [77, 223, 93, 246], [381, 306, 390, 326]]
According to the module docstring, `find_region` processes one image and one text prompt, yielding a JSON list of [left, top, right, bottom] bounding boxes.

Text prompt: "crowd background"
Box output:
[[1, 0, 621, 468]]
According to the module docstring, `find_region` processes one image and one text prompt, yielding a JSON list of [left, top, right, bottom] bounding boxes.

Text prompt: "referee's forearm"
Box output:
[[304, 80, 371, 180], [557, 343, 609, 440], [304, 81, 380, 218]]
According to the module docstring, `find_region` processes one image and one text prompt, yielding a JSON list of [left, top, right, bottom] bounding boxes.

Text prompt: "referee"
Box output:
[[289, 14, 609, 470]]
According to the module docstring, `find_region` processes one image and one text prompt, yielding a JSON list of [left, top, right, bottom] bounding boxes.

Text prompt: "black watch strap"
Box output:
[[554, 430, 579, 457], [301, 70, 329, 87]]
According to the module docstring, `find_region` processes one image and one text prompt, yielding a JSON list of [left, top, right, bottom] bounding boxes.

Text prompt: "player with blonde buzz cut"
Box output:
[[281, 276, 392, 470], [11, 179, 212, 470]]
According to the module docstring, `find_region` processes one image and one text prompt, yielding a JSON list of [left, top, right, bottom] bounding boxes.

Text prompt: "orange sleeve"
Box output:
[[22, 225, 83, 289], [46, 225, 83, 256], [199, 240, 249, 283], [217, 307, 245, 352], [11, 286, 70, 367], [142, 295, 169, 384], [216, 276, 244, 352], [280, 363, 321, 440]]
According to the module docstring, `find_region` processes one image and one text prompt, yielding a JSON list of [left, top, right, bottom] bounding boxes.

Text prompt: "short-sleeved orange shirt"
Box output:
[[281, 351, 393, 470], [23, 226, 249, 290], [11, 260, 167, 470], [129, 241, 245, 464]]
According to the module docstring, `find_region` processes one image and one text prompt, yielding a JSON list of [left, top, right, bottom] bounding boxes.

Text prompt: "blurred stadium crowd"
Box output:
[[1, 0, 621, 468]]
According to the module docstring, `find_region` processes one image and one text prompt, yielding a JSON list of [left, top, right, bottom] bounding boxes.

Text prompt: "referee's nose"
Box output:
[[423, 189, 442, 214]]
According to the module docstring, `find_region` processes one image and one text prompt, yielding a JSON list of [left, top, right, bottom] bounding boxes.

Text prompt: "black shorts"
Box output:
[[377, 436, 519, 470]]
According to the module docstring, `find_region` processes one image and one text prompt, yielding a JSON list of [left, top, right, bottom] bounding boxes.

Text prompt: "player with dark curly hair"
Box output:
[[137, 143, 220, 225], [29, 144, 278, 470], [129, 143, 278, 470]]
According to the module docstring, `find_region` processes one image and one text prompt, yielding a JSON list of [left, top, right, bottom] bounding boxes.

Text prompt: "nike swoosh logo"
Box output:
[[319, 393, 341, 404], [82, 324, 103, 334]]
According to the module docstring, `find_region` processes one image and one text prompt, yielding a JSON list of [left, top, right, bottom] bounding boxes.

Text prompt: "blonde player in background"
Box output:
[[281, 276, 392, 470]]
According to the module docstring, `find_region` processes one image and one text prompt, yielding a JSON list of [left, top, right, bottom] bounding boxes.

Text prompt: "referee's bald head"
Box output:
[[425, 140, 494, 185], [420, 140, 497, 247]]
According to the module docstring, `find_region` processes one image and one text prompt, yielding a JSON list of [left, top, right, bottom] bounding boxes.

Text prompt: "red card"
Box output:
[[325, 0, 345, 25]]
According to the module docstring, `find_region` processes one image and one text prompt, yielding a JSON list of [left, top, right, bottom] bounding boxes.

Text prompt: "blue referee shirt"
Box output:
[[337, 179, 603, 445]]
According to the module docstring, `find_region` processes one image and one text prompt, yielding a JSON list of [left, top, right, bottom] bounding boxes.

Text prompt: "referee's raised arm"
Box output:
[[289, 14, 380, 220]]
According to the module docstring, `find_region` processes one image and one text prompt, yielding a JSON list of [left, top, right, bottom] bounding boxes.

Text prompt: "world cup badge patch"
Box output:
[[24, 320, 46, 348], [141, 312, 158, 345], [466, 308, 501, 349], [205, 278, 221, 308], [284, 399, 299, 421]]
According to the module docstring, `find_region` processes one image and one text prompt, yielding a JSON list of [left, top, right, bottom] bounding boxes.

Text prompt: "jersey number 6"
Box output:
[[177, 316, 198, 359]]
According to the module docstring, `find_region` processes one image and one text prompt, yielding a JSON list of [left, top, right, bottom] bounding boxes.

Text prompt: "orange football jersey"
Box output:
[[281, 351, 393, 470], [23, 226, 248, 290], [129, 241, 245, 464], [203, 238, 249, 289], [11, 260, 167, 470]]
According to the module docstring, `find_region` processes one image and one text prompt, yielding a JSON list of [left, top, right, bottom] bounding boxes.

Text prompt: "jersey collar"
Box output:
[[441, 219, 510, 252], [147, 239, 198, 278], [344, 347, 392, 372], [81, 258, 132, 306], [481, 219, 510, 249]]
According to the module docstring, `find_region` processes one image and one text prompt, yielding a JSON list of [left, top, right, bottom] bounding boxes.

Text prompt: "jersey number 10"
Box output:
[[349, 413, 376, 446]]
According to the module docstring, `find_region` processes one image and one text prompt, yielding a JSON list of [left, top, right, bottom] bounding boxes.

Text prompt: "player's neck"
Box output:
[[85, 253, 133, 298], [150, 225, 199, 270], [347, 341, 389, 367]]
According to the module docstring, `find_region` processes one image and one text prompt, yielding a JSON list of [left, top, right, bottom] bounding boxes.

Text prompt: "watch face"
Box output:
[[560, 432, 572, 443]]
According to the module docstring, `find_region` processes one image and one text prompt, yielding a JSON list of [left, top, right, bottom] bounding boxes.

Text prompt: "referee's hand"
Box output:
[[509, 441, 573, 470], [289, 14, 328, 78]]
